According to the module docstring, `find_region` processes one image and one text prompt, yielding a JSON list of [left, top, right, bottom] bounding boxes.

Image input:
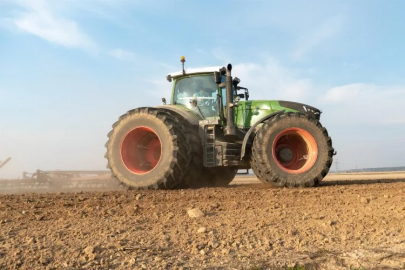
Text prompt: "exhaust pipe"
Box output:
[[224, 64, 236, 141]]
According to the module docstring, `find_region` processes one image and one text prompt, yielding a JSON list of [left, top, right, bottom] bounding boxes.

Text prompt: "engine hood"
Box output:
[[235, 100, 322, 128], [277, 100, 321, 118]]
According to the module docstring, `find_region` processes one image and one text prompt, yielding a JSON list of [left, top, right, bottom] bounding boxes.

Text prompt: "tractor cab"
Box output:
[[166, 63, 249, 120]]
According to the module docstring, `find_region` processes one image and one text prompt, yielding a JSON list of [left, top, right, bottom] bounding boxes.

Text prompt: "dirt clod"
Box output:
[[84, 246, 94, 255], [197, 227, 207, 233], [360, 197, 370, 204], [187, 208, 204, 218]]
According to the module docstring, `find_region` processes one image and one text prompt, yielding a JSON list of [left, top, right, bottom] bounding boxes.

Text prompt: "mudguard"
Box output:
[[240, 110, 285, 160], [156, 105, 201, 125]]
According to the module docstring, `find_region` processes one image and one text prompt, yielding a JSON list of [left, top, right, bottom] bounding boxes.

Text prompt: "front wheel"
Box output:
[[105, 108, 191, 189], [250, 112, 334, 187]]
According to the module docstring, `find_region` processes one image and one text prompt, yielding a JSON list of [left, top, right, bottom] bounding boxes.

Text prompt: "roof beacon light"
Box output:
[[180, 56, 186, 75]]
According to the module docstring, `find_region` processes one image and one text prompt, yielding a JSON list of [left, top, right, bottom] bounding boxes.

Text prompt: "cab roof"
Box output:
[[166, 66, 223, 81]]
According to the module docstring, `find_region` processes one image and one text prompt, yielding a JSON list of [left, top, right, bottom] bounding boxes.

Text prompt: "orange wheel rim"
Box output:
[[272, 127, 318, 174], [120, 127, 162, 174]]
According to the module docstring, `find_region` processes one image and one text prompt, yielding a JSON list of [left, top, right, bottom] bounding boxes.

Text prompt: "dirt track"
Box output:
[[1, 173, 405, 269]]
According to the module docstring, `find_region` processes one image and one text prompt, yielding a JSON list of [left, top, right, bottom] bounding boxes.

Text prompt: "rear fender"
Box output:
[[156, 105, 201, 125]]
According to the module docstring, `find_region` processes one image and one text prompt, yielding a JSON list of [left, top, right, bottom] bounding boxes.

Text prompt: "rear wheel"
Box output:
[[175, 127, 205, 188], [105, 108, 191, 189], [251, 112, 334, 187]]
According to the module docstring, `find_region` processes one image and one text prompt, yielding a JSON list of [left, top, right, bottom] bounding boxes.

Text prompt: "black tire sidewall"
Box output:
[[261, 117, 329, 181], [109, 114, 174, 187]]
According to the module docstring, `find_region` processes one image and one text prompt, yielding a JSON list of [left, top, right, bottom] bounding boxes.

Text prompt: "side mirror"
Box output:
[[237, 87, 250, 101], [214, 71, 221, 84], [233, 77, 240, 86]]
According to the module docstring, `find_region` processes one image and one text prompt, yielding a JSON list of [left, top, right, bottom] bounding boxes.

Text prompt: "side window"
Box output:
[[221, 75, 226, 106], [221, 87, 226, 106], [174, 79, 193, 106]]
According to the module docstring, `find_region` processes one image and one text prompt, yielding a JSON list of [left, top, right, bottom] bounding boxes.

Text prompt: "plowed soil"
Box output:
[[1, 173, 405, 269]]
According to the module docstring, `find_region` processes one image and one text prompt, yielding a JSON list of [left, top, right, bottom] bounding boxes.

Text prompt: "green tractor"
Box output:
[[105, 57, 334, 189]]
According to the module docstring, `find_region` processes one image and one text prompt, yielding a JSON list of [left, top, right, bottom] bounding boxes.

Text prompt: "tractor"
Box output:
[[105, 57, 334, 189]]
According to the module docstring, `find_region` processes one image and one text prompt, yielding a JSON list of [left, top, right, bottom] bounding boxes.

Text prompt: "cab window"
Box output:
[[173, 75, 219, 118]]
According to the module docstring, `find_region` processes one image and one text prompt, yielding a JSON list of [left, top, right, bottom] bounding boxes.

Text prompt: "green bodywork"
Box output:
[[168, 73, 304, 128], [234, 100, 299, 129], [165, 101, 299, 128]]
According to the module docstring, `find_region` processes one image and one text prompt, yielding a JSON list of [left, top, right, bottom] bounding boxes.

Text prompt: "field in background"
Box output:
[[233, 171, 405, 185], [1, 170, 405, 194]]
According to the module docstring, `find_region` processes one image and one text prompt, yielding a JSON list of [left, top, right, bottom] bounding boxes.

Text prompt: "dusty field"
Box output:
[[1, 173, 405, 269]]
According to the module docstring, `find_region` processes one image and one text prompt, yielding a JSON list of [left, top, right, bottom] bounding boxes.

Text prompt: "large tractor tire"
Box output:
[[251, 112, 334, 187], [105, 107, 193, 189], [177, 128, 205, 188]]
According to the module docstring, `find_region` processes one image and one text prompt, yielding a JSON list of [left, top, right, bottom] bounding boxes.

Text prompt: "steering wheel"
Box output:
[[195, 88, 214, 107]]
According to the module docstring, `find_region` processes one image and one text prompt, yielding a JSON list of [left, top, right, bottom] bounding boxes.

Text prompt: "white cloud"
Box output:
[[318, 83, 405, 170], [322, 83, 371, 103], [232, 59, 314, 103], [292, 16, 344, 61], [10, 0, 94, 50], [109, 48, 136, 61], [320, 83, 405, 125]]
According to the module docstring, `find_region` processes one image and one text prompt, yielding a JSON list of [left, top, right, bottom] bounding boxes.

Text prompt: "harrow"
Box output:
[[0, 169, 123, 194]]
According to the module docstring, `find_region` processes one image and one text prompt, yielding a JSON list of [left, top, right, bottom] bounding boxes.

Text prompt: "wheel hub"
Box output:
[[120, 127, 162, 174], [272, 127, 318, 174], [278, 147, 294, 162]]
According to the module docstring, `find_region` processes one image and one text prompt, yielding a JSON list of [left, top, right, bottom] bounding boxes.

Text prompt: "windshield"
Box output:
[[173, 74, 218, 118]]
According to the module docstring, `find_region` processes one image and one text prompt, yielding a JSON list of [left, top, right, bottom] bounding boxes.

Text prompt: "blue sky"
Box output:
[[1, 0, 404, 177]]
